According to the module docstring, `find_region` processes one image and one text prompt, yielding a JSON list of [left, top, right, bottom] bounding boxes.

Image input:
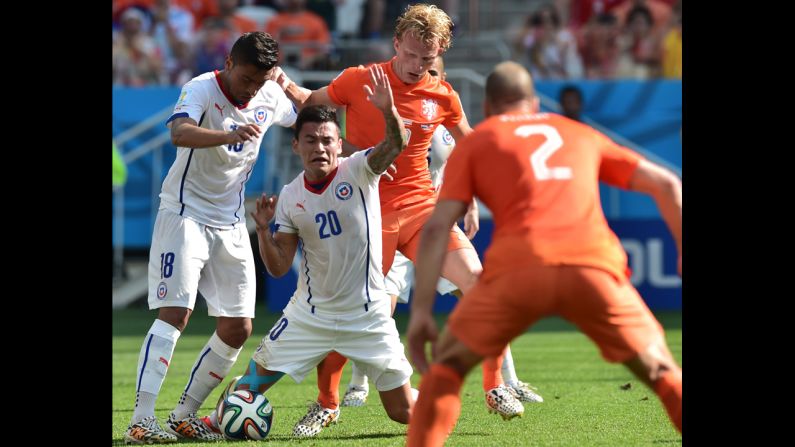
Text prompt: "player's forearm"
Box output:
[[652, 179, 682, 254], [171, 124, 233, 148], [367, 107, 407, 173], [283, 82, 314, 109], [411, 221, 449, 314], [257, 230, 292, 277]]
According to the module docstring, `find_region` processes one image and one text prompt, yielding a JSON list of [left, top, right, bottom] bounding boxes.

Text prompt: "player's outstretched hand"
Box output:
[[363, 65, 394, 113], [251, 194, 278, 231], [407, 312, 438, 374]]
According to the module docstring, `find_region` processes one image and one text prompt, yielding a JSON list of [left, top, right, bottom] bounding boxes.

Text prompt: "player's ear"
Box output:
[[393, 36, 400, 53], [531, 97, 540, 114], [292, 137, 299, 154], [225, 56, 233, 71], [336, 138, 343, 155]]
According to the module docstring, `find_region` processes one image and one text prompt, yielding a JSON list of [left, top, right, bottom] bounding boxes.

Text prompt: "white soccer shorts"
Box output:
[[147, 209, 256, 318], [252, 299, 413, 392]]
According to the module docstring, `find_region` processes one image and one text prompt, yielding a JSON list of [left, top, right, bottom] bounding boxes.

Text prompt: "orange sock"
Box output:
[[654, 368, 682, 433], [407, 364, 463, 447], [481, 347, 507, 391], [316, 351, 347, 410]]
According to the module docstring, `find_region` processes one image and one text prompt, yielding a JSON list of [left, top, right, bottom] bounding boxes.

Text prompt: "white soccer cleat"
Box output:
[[485, 385, 525, 420], [124, 416, 178, 444], [292, 402, 340, 437], [341, 385, 369, 407], [507, 380, 544, 403], [165, 412, 224, 441]]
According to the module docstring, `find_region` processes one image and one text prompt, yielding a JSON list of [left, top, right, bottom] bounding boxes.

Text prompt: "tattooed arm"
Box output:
[[363, 65, 407, 174]]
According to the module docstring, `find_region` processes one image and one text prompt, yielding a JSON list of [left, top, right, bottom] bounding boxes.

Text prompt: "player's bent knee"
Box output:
[[385, 403, 411, 424], [216, 317, 253, 348], [157, 307, 191, 332]]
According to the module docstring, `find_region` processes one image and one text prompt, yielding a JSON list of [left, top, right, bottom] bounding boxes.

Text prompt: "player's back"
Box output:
[[443, 112, 642, 280]]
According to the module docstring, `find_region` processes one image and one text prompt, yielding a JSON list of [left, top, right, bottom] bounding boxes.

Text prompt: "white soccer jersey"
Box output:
[[275, 150, 388, 315], [160, 71, 297, 228], [428, 125, 455, 190]]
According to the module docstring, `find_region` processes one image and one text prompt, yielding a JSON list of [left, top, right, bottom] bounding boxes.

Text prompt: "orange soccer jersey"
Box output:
[[327, 58, 464, 212], [439, 112, 643, 281]]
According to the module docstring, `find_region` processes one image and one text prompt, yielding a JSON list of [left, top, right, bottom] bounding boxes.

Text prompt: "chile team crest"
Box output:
[[254, 106, 268, 124], [421, 98, 438, 120], [335, 182, 353, 200]]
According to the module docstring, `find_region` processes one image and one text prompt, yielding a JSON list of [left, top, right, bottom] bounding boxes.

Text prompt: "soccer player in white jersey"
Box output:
[[124, 32, 297, 445], [341, 56, 544, 408], [202, 65, 416, 438]]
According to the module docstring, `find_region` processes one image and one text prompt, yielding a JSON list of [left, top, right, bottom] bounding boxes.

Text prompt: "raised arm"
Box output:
[[364, 65, 407, 174], [250, 194, 299, 278], [170, 117, 261, 149]]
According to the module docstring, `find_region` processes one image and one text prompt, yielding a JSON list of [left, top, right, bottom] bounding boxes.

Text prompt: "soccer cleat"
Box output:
[[124, 416, 178, 444], [485, 385, 525, 420], [292, 402, 340, 437], [341, 385, 369, 407], [507, 380, 544, 403], [165, 412, 224, 441], [201, 415, 221, 434]]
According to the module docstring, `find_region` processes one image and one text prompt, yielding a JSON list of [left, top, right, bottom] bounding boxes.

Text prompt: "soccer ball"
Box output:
[[218, 389, 274, 440]]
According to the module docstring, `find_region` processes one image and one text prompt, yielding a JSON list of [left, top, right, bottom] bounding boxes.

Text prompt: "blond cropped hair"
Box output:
[[394, 4, 454, 51]]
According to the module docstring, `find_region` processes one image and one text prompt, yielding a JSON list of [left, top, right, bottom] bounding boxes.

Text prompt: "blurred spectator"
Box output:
[[265, 0, 332, 69], [515, 3, 584, 79], [660, 0, 681, 78], [579, 12, 620, 78], [333, 0, 367, 39], [192, 17, 237, 74], [559, 84, 584, 121], [610, 0, 671, 35], [237, 0, 279, 29], [149, 0, 195, 85], [306, 0, 337, 35], [114, 0, 221, 29], [361, 0, 386, 39], [615, 4, 661, 78], [216, 0, 258, 33], [557, 0, 624, 30], [113, 8, 165, 86]]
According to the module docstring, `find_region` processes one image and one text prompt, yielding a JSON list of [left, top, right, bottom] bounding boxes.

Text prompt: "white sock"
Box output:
[[501, 346, 519, 386], [349, 362, 369, 389], [131, 319, 181, 424], [172, 332, 242, 420]]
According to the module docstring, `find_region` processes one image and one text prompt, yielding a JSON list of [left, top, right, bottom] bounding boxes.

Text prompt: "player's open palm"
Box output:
[[407, 312, 438, 374], [251, 194, 278, 229], [363, 65, 394, 113]]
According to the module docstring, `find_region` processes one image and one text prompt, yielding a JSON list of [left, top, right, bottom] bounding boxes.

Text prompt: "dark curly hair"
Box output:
[[230, 32, 279, 71]]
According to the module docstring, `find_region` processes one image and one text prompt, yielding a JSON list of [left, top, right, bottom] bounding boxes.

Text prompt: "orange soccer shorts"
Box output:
[[448, 264, 666, 363], [380, 197, 473, 275]]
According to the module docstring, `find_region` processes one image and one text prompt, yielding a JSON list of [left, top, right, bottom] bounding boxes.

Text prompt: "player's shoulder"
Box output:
[[335, 64, 370, 81], [257, 80, 290, 102], [182, 71, 216, 89], [281, 172, 304, 195]]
